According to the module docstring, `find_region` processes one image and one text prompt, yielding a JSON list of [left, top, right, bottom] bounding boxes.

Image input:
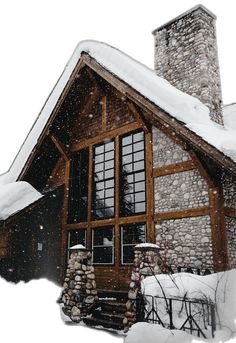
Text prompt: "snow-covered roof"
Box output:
[[0, 181, 42, 221], [223, 103, 236, 130], [1, 40, 236, 187]]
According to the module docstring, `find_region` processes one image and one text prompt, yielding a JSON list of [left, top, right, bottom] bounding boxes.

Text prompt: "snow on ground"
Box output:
[[126, 270, 236, 343], [0, 277, 122, 343], [1, 40, 236, 185], [1, 270, 236, 342], [0, 181, 42, 220]]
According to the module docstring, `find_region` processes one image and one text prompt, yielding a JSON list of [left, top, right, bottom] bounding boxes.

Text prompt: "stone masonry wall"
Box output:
[[152, 125, 213, 272], [225, 217, 236, 269], [153, 6, 223, 125], [222, 172, 236, 209], [154, 170, 209, 212], [155, 216, 213, 271], [153, 127, 190, 167]]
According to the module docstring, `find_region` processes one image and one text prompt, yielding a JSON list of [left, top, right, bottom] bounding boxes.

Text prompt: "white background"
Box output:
[[0, 1, 236, 342], [0, 0, 236, 175]]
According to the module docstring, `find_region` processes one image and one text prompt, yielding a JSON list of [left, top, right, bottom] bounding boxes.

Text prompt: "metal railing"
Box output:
[[136, 293, 216, 338]]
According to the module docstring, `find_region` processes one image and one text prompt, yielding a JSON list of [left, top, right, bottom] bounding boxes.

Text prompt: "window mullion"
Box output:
[[115, 135, 120, 220], [86, 145, 93, 249]]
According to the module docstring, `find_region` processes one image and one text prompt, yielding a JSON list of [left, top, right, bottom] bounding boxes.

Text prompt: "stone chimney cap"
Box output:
[[152, 4, 216, 35]]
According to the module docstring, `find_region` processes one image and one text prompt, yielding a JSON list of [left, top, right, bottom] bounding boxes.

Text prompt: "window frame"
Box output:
[[119, 130, 146, 217], [67, 229, 86, 260], [92, 139, 115, 220], [92, 226, 115, 265], [120, 223, 146, 265]]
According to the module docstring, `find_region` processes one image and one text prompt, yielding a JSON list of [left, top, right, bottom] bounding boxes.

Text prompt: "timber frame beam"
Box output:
[[50, 135, 70, 161], [81, 53, 236, 176], [224, 207, 236, 218], [154, 207, 210, 221], [153, 160, 195, 177], [189, 149, 228, 271]]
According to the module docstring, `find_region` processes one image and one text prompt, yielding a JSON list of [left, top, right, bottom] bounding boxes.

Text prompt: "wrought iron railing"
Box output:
[[136, 293, 216, 338]]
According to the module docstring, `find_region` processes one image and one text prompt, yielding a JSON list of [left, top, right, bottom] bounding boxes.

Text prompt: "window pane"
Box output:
[[122, 224, 146, 245], [134, 151, 144, 162], [123, 183, 134, 195], [105, 141, 114, 152], [68, 229, 86, 248], [134, 141, 144, 152], [93, 140, 115, 220], [105, 169, 114, 179], [93, 227, 114, 264], [133, 132, 144, 142], [95, 145, 104, 154], [122, 246, 134, 264], [135, 172, 145, 182], [135, 181, 145, 192], [134, 161, 144, 171], [105, 160, 114, 170], [68, 149, 88, 223], [93, 247, 113, 264], [96, 181, 104, 190], [95, 163, 103, 172], [135, 202, 145, 213], [105, 179, 114, 188], [105, 151, 114, 160], [123, 154, 132, 164], [105, 188, 114, 198], [93, 227, 113, 246], [122, 145, 133, 155], [105, 198, 114, 207], [121, 224, 146, 264], [120, 131, 146, 216], [96, 189, 105, 199], [95, 154, 104, 163], [122, 135, 132, 146], [135, 192, 145, 202], [123, 163, 133, 173], [95, 171, 103, 181]]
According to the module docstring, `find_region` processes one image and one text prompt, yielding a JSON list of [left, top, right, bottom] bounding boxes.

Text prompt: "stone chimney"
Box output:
[[152, 5, 224, 125]]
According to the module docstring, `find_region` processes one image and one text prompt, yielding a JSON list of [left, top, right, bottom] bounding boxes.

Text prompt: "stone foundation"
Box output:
[[61, 246, 98, 322], [124, 244, 162, 330]]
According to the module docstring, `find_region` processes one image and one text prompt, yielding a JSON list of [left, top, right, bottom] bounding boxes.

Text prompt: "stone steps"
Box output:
[[83, 316, 124, 331], [83, 290, 128, 331]]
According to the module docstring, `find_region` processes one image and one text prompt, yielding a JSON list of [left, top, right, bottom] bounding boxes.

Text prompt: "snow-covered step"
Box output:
[[83, 316, 124, 331], [84, 291, 128, 331]]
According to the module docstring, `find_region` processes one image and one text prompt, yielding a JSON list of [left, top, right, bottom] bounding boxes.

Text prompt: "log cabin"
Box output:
[[0, 5, 236, 292]]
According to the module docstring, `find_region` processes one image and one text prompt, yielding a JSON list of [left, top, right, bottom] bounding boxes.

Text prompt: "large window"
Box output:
[[68, 149, 88, 223], [121, 223, 146, 264], [92, 227, 114, 264], [93, 140, 115, 219], [67, 130, 146, 223], [120, 131, 146, 216]]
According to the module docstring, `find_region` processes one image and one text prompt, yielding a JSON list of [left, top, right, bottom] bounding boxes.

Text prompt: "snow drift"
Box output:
[[126, 270, 236, 343]]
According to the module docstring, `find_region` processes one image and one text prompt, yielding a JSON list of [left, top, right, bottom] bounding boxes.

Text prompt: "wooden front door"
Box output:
[[92, 223, 147, 290]]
